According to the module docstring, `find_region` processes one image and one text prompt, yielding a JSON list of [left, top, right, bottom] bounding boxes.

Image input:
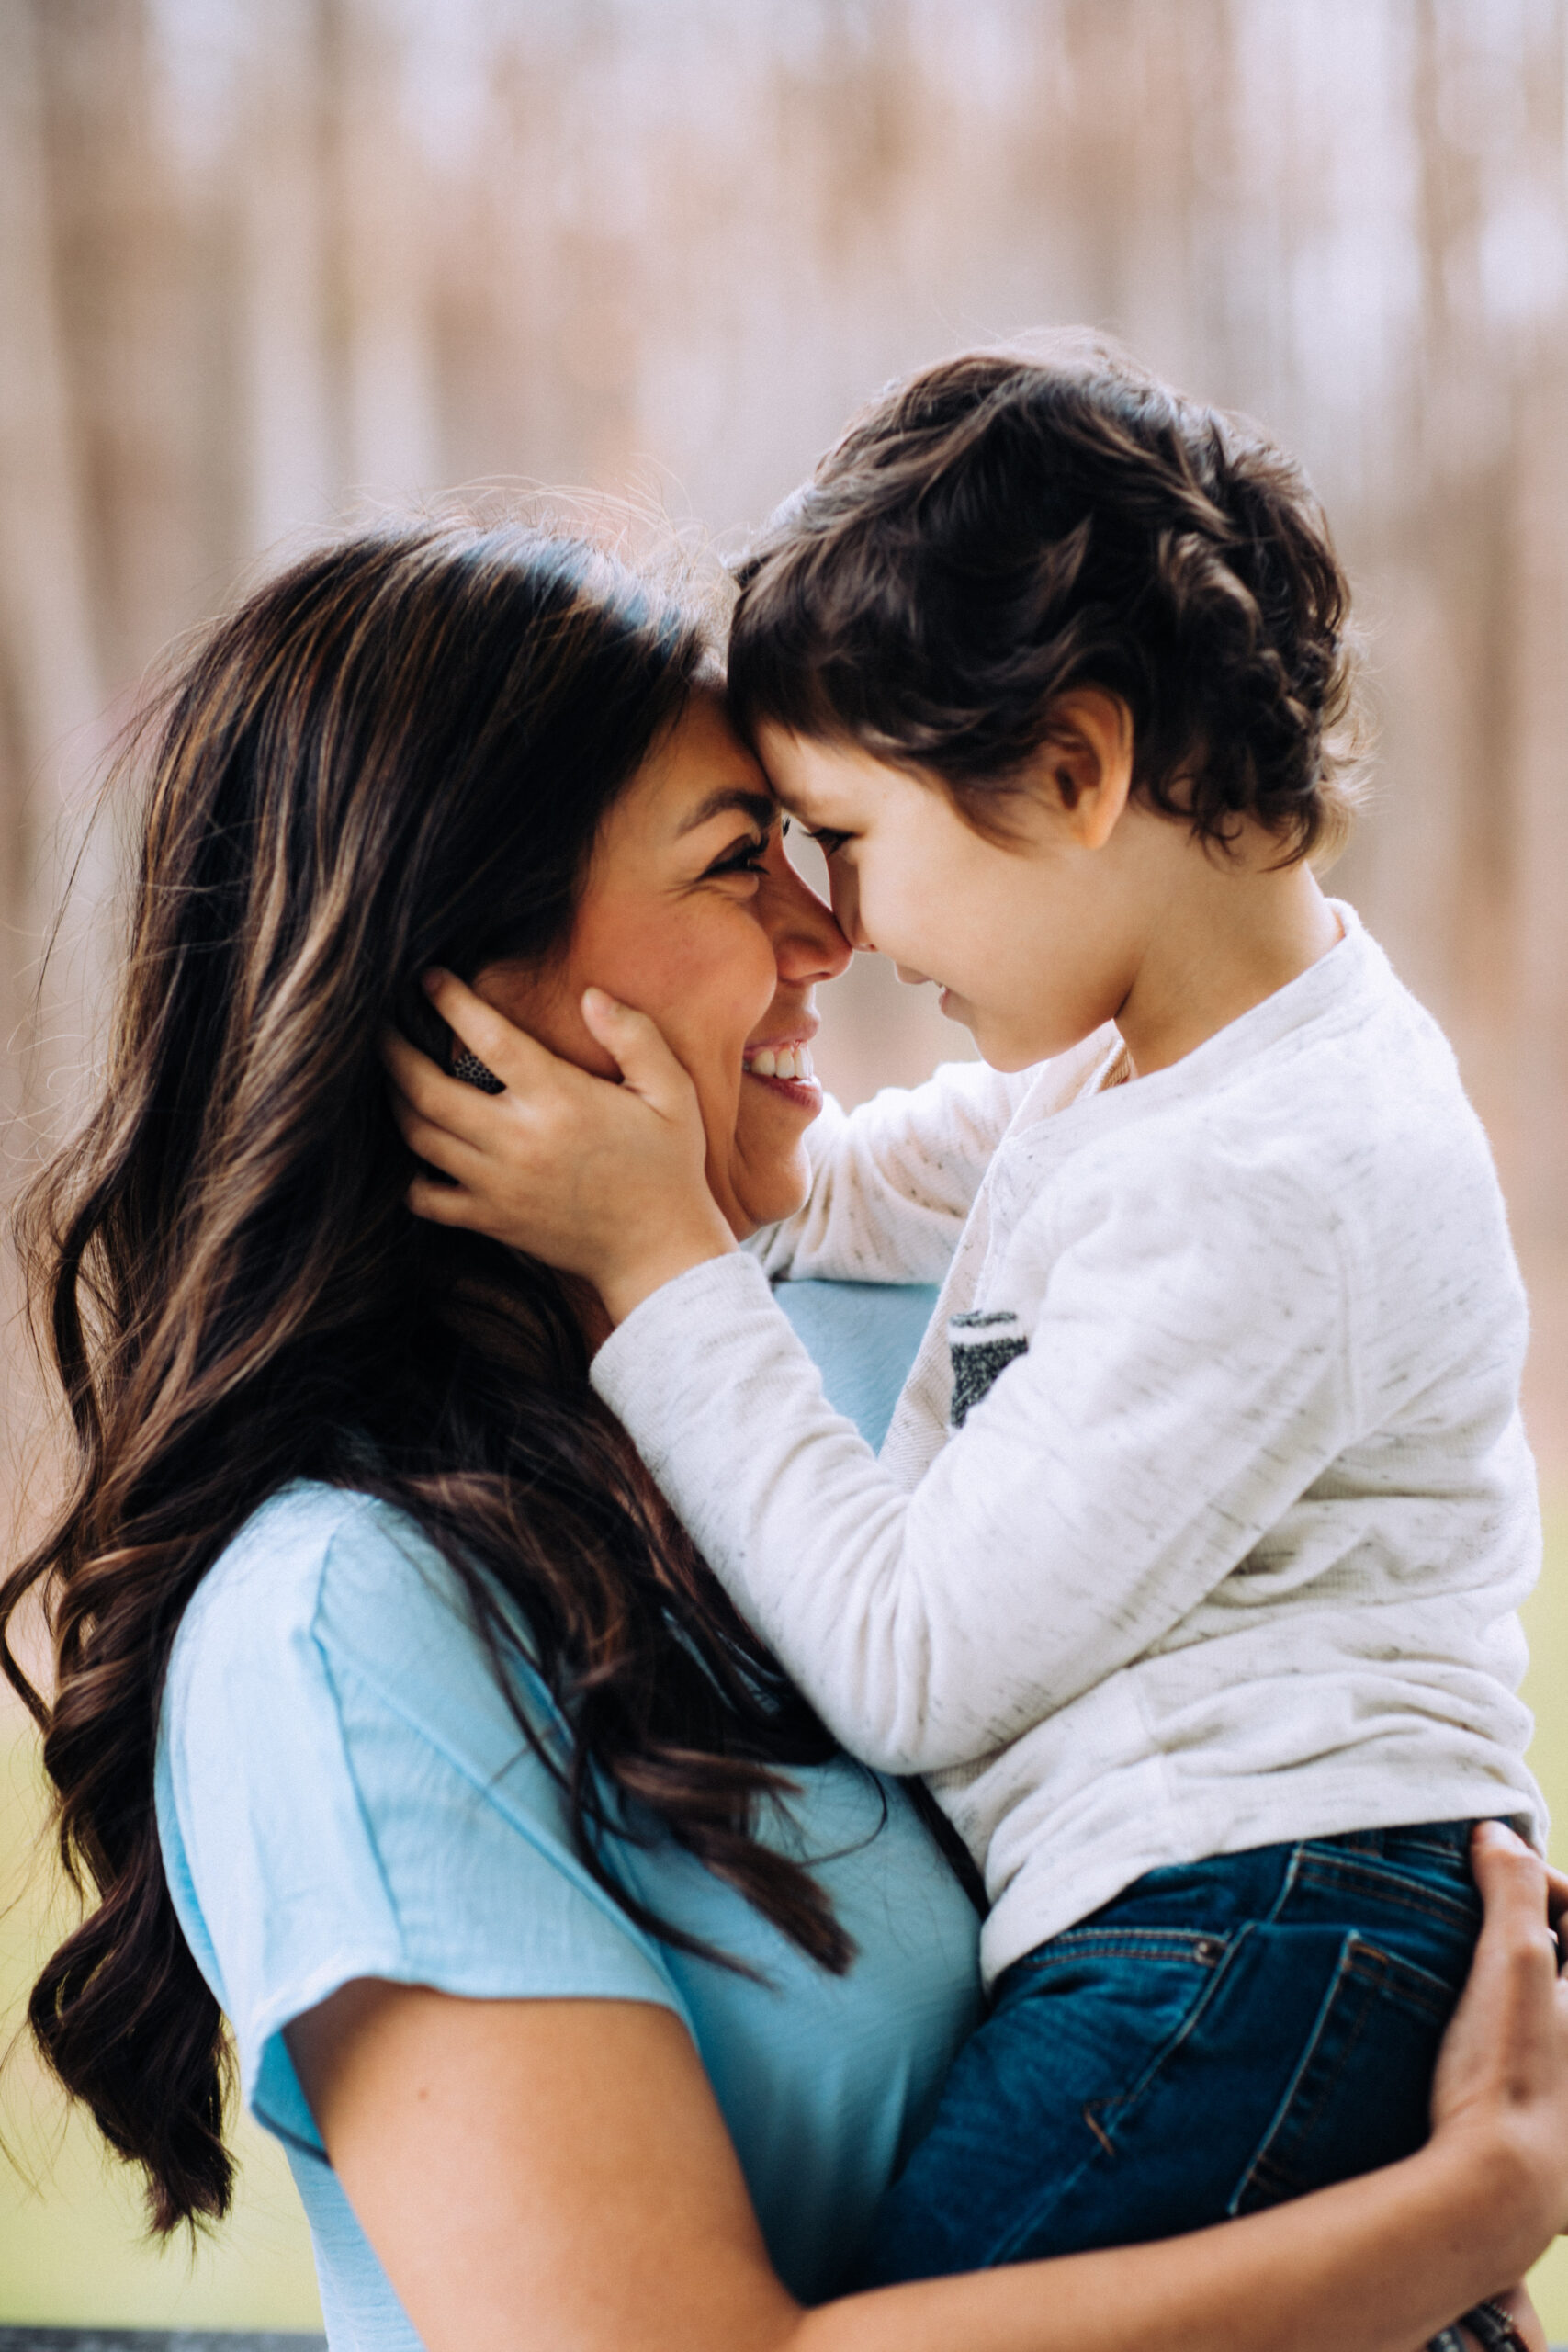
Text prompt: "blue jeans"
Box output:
[[858, 1821, 1482, 2283]]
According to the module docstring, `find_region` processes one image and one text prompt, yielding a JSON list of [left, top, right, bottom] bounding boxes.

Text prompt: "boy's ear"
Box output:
[[1035, 688, 1134, 850]]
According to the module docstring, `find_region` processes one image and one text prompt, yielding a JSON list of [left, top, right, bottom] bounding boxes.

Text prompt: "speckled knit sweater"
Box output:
[[592, 906, 1545, 1984]]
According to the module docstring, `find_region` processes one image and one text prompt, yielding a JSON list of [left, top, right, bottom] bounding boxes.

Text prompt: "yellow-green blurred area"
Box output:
[[1, 1502, 1563, 2335], [0, 1721, 322, 2333]]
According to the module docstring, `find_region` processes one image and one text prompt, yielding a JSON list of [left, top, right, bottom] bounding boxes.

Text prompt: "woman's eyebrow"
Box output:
[[676, 786, 776, 836]]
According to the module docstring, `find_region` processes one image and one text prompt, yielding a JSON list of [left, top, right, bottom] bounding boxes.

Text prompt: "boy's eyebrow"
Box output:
[[676, 786, 777, 836]]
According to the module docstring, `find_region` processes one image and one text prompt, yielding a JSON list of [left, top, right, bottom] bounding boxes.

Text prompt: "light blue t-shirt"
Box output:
[[155, 1283, 976, 2349]]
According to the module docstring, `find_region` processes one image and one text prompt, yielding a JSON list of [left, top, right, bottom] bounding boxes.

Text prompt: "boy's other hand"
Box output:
[[383, 972, 736, 1325]]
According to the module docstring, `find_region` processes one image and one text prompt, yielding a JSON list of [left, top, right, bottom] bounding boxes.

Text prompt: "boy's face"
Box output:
[[758, 717, 1152, 1072]]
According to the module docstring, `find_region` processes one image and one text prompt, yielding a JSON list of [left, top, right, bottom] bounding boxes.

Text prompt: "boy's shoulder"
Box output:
[[1002, 914, 1506, 1241], [1225, 917, 1497, 1204]]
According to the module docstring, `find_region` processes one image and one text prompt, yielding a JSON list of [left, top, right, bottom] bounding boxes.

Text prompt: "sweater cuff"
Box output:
[[591, 1251, 780, 1435]]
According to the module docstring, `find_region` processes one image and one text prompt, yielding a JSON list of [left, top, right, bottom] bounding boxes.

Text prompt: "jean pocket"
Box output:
[[998, 1928, 1236, 2146], [1291, 1842, 1482, 1950], [1229, 1932, 1460, 2214], [1009, 1926, 1231, 1980]]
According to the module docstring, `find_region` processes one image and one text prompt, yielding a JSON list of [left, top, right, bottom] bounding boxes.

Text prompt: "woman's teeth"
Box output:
[[744, 1044, 814, 1082]]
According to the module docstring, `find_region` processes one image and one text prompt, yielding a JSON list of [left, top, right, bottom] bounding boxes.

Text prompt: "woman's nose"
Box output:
[[759, 851, 852, 982]]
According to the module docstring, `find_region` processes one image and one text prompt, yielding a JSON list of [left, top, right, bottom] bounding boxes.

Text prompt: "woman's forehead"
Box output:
[[617, 695, 777, 841]]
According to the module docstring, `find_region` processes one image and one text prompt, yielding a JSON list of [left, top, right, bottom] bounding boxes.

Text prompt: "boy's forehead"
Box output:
[[753, 723, 887, 816]]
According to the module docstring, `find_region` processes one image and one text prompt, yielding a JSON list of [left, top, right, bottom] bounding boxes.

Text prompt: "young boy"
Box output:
[[403, 347, 1544, 2280]]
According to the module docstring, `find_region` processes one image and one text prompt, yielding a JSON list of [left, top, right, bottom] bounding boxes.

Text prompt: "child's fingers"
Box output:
[[381, 1026, 503, 1144], [580, 988, 692, 1114], [406, 1170, 482, 1228], [393, 1098, 488, 1184], [422, 969, 562, 1091], [381, 1039, 491, 1170]]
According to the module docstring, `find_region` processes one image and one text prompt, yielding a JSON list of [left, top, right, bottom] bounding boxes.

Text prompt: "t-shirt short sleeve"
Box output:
[[155, 1486, 683, 2155]]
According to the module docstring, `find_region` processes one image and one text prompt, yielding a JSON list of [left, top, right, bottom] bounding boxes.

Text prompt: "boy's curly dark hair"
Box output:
[[728, 341, 1362, 863]]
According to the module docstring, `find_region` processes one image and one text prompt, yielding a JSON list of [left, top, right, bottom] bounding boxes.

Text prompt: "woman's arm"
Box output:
[[287, 1824, 1568, 2352]]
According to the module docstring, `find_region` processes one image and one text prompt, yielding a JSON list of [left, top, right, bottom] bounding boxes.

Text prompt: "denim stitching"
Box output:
[[988, 1923, 1255, 2265], [1337, 1937, 1454, 2021], [1010, 1929, 1226, 1976], [1266, 1839, 1307, 1925], [1229, 1934, 1373, 2214], [1293, 1853, 1478, 1935], [1318, 1821, 1472, 1855], [1230, 1934, 1452, 2212]]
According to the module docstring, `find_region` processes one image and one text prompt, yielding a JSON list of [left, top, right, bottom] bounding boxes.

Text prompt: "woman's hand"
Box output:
[[384, 970, 737, 1323], [1425, 1823, 1568, 2276]]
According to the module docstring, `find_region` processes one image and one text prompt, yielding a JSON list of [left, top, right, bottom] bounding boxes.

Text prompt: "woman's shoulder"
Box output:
[[157, 1482, 694, 2170], [178, 1477, 457, 1639], [170, 1479, 533, 1745]]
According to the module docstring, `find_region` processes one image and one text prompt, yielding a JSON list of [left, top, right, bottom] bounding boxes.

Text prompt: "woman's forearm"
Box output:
[[798, 2132, 1535, 2352], [292, 1979, 1553, 2352]]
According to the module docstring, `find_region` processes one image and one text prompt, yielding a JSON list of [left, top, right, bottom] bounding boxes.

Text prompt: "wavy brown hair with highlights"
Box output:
[[0, 519, 853, 2237], [730, 342, 1363, 863]]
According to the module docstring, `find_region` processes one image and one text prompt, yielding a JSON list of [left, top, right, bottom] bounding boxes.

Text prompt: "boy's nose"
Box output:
[[827, 863, 874, 953]]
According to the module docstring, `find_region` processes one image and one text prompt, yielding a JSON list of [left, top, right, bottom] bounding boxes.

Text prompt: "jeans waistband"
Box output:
[[1312, 1820, 1475, 1858]]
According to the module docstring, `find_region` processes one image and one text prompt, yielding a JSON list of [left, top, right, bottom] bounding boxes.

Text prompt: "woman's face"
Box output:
[[476, 693, 851, 1237]]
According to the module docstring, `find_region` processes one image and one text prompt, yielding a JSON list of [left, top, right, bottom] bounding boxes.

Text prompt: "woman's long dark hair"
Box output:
[[0, 518, 853, 2236]]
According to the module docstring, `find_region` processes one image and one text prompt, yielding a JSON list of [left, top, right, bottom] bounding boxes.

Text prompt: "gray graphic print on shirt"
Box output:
[[949, 1309, 1028, 1428]]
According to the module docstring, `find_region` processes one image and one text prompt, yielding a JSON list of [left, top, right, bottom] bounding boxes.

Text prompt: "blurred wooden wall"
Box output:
[[2, 0, 1565, 1464]]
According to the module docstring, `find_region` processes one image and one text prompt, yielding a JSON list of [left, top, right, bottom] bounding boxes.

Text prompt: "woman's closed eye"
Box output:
[[702, 828, 773, 883]]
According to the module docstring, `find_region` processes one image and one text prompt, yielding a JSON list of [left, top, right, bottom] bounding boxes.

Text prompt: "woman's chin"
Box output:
[[724, 1120, 817, 1238]]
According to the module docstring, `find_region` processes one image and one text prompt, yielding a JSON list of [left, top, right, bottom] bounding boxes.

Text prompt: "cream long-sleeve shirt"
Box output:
[[592, 908, 1544, 1983]]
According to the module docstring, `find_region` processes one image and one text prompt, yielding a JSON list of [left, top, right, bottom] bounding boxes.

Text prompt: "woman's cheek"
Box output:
[[657, 1010, 748, 1161]]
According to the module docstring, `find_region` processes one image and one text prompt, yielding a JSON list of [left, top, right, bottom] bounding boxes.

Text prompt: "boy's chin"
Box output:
[[970, 1026, 1037, 1074], [942, 991, 1025, 1070], [964, 1008, 1067, 1073]]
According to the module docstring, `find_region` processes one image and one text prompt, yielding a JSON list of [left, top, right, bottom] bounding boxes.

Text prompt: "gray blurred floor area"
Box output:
[[0, 2335, 326, 2351]]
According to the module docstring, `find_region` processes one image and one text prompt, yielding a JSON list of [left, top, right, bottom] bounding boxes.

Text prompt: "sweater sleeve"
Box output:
[[748, 1057, 1037, 1284], [593, 1152, 1355, 1776]]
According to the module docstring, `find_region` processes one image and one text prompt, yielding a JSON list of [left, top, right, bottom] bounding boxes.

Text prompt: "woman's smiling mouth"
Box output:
[[741, 1036, 820, 1100]]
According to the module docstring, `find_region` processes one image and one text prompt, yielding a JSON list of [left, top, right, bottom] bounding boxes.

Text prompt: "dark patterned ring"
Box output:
[[452, 1048, 504, 1094]]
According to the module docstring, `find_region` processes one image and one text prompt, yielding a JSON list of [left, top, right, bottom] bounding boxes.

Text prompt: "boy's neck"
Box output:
[[1114, 832, 1344, 1079]]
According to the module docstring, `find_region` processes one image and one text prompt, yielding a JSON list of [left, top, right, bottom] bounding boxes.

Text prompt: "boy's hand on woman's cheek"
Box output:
[[382, 970, 736, 1324]]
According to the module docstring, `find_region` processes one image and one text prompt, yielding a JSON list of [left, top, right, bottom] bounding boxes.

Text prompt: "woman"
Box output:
[[3, 517, 1563, 2352]]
